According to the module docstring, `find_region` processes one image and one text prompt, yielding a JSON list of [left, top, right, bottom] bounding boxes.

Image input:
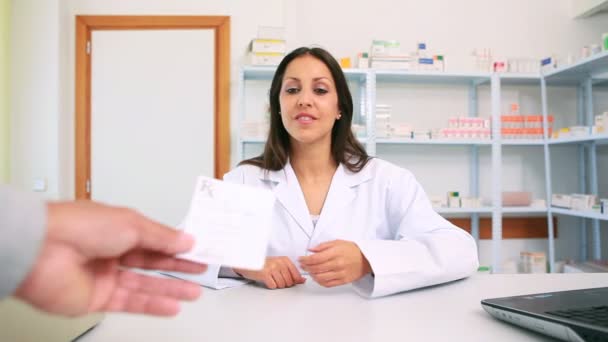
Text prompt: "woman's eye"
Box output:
[[314, 88, 328, 94], [285, 87, 299, 94]]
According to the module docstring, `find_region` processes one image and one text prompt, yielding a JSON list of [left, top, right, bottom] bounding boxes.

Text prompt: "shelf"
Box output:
[[502, 206, 547, 214], [377, 138, 552, 146], [435, 207, 492, 214], [374, 70, 490, 85], [376, 138, 492, 145], [240, 133, 608, 148], [242, 66, 276, 80], [240, 138, 266, 144], [544, 50, 608, 85], [242, 137, 369, 144], [242, 66, 368, 82], [551, 207, 608, 221], [548, 133, 608, 145], [435, 207, 548, 215], [501, 139, 545, 146], [242, 57, 608, 85], [498, 73, 541, 85], [343, 69, 369, 82]]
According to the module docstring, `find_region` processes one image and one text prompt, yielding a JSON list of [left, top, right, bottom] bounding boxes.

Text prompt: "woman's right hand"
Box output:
[[233, 256, 306, 289]]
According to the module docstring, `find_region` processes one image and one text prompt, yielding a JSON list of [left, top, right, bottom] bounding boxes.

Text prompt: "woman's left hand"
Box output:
[[298, 240, 372, 287]]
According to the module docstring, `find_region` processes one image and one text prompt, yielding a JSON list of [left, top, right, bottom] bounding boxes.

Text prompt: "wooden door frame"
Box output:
[[75, 15, 230, 199]]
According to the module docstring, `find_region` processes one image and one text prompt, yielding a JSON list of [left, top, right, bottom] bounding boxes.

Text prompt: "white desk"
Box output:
[[82, 273, 608, 342]]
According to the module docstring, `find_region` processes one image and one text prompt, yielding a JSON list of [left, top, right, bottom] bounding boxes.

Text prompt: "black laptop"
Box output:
[[481, 287, 608, 341]]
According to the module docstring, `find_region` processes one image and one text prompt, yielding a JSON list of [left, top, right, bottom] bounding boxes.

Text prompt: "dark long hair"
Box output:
[[240, 47, 370, 173]]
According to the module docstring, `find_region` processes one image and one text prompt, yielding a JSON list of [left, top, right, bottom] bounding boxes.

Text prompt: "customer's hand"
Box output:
[[299, 240, 372, 287], [15, 201, 207, 317], [233, 256, 306, 289]]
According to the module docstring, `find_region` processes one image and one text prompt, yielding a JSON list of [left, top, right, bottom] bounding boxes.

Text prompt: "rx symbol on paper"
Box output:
[[199, 180, 216, 198]]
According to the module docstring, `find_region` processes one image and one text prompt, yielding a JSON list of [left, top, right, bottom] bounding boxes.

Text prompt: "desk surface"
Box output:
[[82, 273, 608, 342]]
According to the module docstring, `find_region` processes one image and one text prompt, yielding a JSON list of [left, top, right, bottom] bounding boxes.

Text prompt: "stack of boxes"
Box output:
[[520, 252, 547, 273], [355, 52, 370, 69], [501, 115, 554, 139], [375, 104, 392, 138], [595, 111, 607, 133], [540, 56, 559, 74], [441, 116, 491, 139], [551, 111, 606, 139], [369, 40, 412, 70], [552, 193, 608, 215], [414, 43, 445, 72], [506, 57, 540, 73], [374, 104, 417, 139], [471, 48, 493, 72], [248, 27, 286, 66], [472, 48, 540, 73], [430, 192, 482, 209], [376, 115, 492, 141], [356, 40, 446, 71], [447, 191, 461, 208]]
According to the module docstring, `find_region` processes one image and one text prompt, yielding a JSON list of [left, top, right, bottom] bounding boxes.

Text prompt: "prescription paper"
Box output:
[[178, 176, 275, 270]]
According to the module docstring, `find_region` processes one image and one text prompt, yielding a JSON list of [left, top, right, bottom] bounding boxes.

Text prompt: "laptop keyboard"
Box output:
[[546, 306, 608, 327]]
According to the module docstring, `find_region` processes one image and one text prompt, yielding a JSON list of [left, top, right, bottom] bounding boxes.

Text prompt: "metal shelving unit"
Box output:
[[237, 66, 533, 272], [548, 133, 608, 145], [502, 206, 548, 214], [551, 207, 608, 221], [541, 50, 608, 272], [372, 70, 495, 263], [236, 52, 608, 273], [502, 139, 545, 146], [376, 138, 492, 145], [374, 70, 490, 85], [436, 207, 493, 214]]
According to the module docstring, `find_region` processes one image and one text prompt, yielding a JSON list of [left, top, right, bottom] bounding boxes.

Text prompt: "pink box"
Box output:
[[502, 191, 532, 206]]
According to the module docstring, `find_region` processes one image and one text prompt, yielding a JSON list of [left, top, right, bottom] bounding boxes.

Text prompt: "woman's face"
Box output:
[[279, 55, 340, 147]]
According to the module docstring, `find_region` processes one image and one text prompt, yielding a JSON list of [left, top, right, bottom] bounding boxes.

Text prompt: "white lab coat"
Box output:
[[186, 158, 479, 298]]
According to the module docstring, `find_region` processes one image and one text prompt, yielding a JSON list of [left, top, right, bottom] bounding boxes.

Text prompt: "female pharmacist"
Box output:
[[194, 47, 479, 298]]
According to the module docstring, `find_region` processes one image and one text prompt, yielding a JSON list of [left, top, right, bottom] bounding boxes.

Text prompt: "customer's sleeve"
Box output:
[[0, 186, 47, 299]]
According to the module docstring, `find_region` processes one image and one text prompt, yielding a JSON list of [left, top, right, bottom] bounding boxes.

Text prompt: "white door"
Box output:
[[91, 29, 215, 226]]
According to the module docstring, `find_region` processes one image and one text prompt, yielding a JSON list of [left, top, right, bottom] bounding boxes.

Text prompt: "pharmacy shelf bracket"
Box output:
[[541, 76, 556, 273], [468, 82, 480, 243], [366, 71, 377, 156], [577, 85, 589, 261], [583, 76, 602, 260], [490, 74, 502, 273], [359, 73, 367, 153], [236, 67, 246, 168]]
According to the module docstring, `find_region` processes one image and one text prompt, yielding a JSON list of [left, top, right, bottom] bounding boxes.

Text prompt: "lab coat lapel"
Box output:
[[265, 162, 315, 238], [314, 163, 370, 237]]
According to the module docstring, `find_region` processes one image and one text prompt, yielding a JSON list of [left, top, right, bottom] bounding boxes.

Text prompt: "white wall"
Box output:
[[10, 0, 60, 196], [10, 0, 608, 268], [290, 0, 608, 70]]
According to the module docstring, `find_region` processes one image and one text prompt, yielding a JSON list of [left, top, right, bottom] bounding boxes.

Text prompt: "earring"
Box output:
[[337, 113, 342, 120]]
